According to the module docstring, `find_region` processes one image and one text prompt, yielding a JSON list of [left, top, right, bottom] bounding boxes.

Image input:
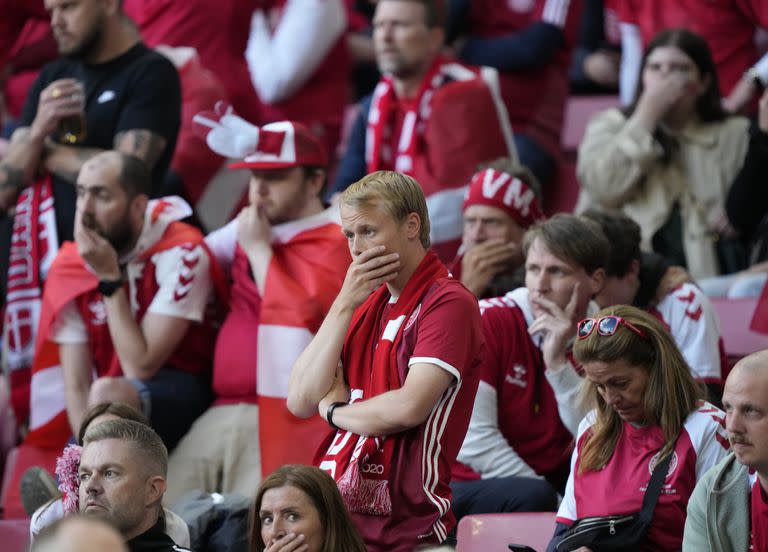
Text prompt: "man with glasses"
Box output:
[[452, 213, 608, 520]]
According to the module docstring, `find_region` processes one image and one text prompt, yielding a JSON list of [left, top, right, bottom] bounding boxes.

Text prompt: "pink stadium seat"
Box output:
[[561, 95, 620, 152], [712, 298, 768, 362], [0, 519, 30, 552], [456, 512, 557, 552]]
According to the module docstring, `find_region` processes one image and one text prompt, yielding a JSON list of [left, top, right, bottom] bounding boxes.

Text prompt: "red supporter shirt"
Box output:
[[123, 0, 261, 122], [751, 476, 768, 551], [345, 281, 483, 551], [617, 0, 768, 96], [467, 0, 584, 157], [453, 293, 573, 482], [557, 403, 730, 551]]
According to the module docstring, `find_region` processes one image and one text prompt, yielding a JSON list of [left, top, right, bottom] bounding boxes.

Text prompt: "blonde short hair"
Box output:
[[340, 171, 431, 249]]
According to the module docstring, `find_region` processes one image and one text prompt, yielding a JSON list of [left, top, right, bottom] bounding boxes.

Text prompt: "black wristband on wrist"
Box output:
[[326, 401, 348, 431], [98, 278, 124, 297]]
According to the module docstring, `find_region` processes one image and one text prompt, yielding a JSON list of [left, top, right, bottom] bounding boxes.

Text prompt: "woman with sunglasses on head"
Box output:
[[547, 305, 730, 552]]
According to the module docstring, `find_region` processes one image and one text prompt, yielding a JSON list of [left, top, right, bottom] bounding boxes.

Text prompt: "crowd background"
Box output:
[[2, 0, 768, 551]]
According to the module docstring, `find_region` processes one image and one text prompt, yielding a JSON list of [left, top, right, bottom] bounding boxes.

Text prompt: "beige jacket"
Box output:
[[575, 108, 750, 280]]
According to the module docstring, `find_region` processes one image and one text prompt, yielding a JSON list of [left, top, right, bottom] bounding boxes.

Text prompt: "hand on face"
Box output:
[[265, 533, 308, 552], [31, 79, 85, 141], [461, 239, 518, 297], [75, 208, 121, 280], [636, 71, 691, 124], [337, 245, 400, 311], [237, 202, 272, 252], [528, 283, 580, 369]]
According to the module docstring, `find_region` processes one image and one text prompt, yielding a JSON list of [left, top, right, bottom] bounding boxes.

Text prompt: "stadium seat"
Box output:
[[561, 95, 620, 152], [456, 512, 557, 552], [0, 519, 30, 552], [712, 297, 768, 363]]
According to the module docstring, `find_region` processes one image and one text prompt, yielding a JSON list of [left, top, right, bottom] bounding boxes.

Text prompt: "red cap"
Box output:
[[462, 168, 544, 229], [229, 121, 328, 170]]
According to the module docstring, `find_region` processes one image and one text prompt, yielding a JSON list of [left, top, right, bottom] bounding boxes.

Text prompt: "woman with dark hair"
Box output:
[[547, 305, 730, 551], [251, 465, 366, 552], [575, 29, 751, 280]]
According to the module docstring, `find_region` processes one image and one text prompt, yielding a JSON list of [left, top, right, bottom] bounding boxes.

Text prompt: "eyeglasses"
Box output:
[[577, 316, 648, 340]]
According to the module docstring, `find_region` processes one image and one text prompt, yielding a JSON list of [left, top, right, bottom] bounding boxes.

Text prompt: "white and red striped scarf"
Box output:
[[3, 177, 59, 426], [317, 251, 449, 515], [365, 56, 482, 175]]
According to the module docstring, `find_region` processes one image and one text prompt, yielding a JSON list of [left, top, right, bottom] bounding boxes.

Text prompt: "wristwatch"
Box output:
[[326, 401, 348, 431], [97, 278, 124, 297]]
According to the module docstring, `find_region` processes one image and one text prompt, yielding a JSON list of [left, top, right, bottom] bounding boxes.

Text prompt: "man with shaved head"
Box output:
[[27, 150, 224, 450], [684, 349, 768, 551]]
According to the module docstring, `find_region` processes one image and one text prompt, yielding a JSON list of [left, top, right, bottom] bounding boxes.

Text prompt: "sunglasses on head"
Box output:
[[577, 316, 648, 340]]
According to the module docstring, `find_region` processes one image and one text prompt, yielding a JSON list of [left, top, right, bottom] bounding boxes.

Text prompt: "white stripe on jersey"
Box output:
[[543, 0, 571, 27], [421, 380, 462, 543]]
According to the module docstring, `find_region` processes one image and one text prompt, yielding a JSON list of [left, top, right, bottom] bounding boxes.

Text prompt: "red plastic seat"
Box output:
[[456, 512, 557, 552], [0, 519, 30, 552]]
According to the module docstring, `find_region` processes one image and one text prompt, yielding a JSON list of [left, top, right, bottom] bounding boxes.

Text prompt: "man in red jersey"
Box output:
[[288, 170, 484, 551]]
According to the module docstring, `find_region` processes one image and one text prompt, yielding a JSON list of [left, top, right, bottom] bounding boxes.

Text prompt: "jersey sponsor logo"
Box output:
[[404, 303, 422, 332], [360, 463, 385, 475], [88, 300, 107, 325], [97, 90, 116, 104], [505, 364, 528, 388], [507, 0, 535, 12], [173, 246, 200, 302], [648, 450, 679, 479]]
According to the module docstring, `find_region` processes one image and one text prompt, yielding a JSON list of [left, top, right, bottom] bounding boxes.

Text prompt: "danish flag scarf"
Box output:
[[4, 176, 59, 425], [318, 250, 448, 515], [24, 198, 227, 449], [365, 56, 480, 174]]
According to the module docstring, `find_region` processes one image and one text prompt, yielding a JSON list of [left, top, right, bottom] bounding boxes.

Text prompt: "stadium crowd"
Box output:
[[2, 0, 768, 551]]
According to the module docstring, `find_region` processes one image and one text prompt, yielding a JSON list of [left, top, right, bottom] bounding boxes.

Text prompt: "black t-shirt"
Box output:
[[127, 517, 191, 552], [20, 42, 181, 243]]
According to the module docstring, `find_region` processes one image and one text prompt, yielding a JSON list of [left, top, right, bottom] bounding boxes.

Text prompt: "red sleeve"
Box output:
[[735, 0, 768, 28], [614, 0, 638, 24], [476, 305, 508, 389], [411, 283, 484, 381]]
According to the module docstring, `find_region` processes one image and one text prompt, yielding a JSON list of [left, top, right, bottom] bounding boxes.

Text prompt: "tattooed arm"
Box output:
[[0, 127, 45, 211], [114, 129, 168, 170], [41, 128, 168, 187]]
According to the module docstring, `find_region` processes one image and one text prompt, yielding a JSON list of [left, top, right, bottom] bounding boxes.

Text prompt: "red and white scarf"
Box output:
[[4, 176, 59, 425], [317, 250, 449, 515], [365, 56, 482, 175]]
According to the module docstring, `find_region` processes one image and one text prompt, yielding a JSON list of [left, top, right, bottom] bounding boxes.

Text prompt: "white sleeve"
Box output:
[[50, 300, 89, 344], [245, 0, 347, 104], [660, 284, 723, 382], [204, 218, 239, 273], [619, 23, 643, 106], [689, 407, 731, 481], [457, 380, 542, 480], [556, 414, 595, 523], [545, 360, 587, 437], [754, 52, 768, 84], [148, 244, 213, 322]]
